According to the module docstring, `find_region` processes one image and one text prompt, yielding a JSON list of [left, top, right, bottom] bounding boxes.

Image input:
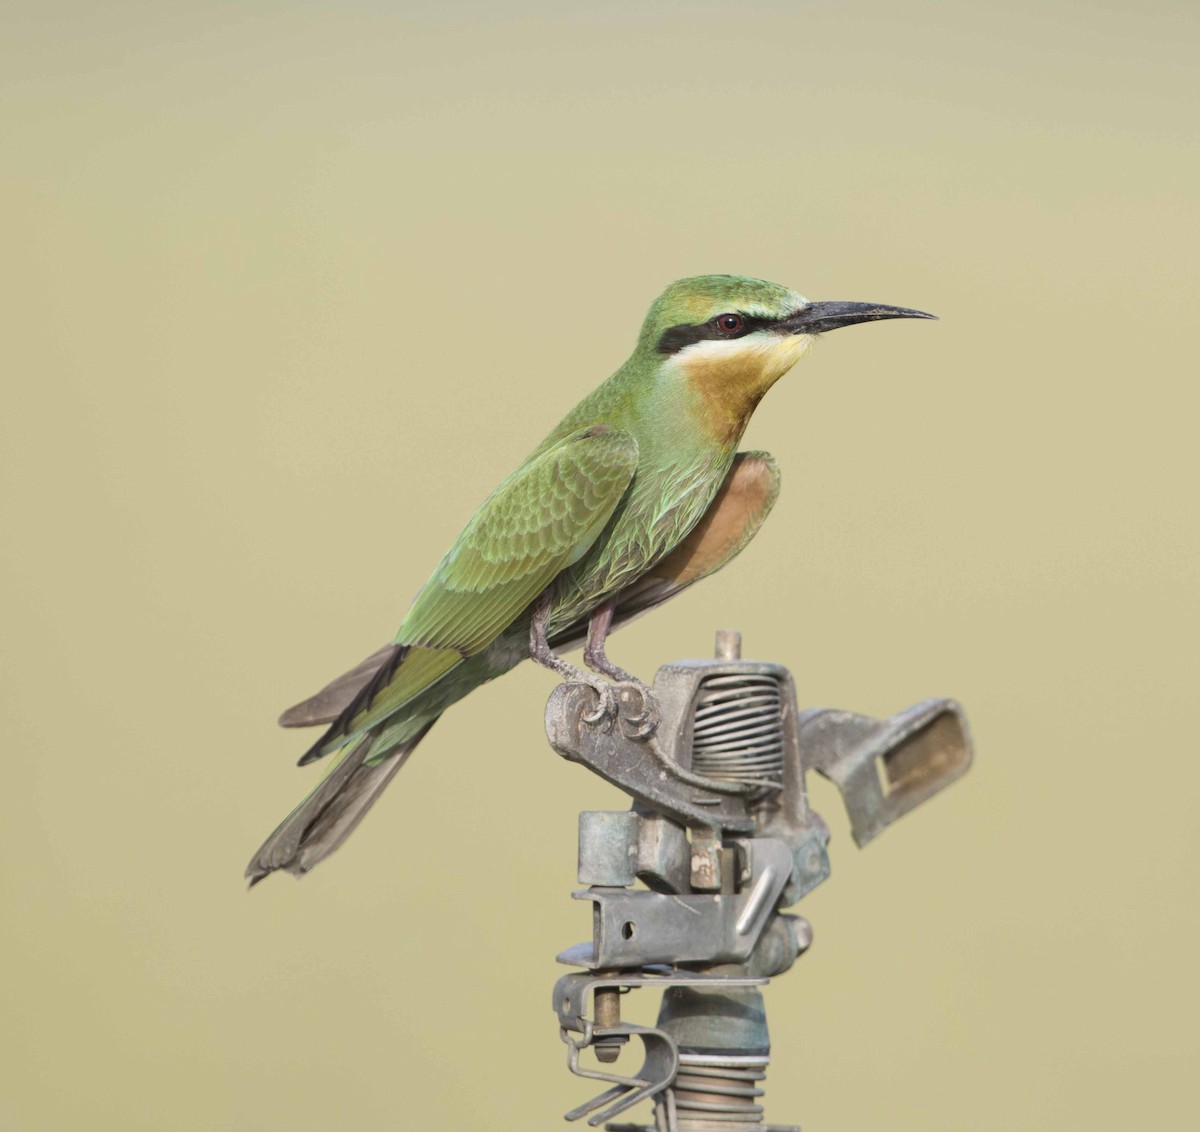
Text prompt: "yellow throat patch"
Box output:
[[673, 333, 812, 443]]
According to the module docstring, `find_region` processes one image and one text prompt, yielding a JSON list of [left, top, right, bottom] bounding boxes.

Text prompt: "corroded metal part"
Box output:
[[578, 812, 640, 887], [551, 632, 972, 1131], [554, 970, 769, 1128], [559, 838, 794, 969], [634, 812, 691, 894], [554, 971, 769, 1034], [799, 698, 973, 847], [545, 681, 757, 834]]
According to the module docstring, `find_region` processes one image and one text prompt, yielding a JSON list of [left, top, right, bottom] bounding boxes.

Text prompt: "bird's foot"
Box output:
[[566, 674, 620, 732], [613, 680, 659, 741]]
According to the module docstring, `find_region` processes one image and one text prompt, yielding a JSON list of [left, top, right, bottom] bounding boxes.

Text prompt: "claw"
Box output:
[[615, 682, 659, 740], [576, 680, 618, 732]]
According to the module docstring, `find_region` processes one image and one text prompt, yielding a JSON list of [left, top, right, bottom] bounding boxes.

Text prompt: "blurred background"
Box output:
[[3, 2, 1197, 1129]]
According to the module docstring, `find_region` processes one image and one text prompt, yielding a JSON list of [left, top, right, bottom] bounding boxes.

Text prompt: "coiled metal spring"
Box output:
[[667, 1052, 770, 1127], [690, 672, 785, 800]]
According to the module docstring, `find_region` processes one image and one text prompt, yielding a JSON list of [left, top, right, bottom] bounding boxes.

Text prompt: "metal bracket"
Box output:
[[561, 1022, 678, 1127], [799, 698, 973, 847], [559, 837, 794, 968], [545, 681, 757, 834], [554, 970, 769, 1128]]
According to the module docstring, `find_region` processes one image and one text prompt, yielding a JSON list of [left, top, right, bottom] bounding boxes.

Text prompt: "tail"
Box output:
[[245, 717, 439, 885], [248, 638, 503, 885]]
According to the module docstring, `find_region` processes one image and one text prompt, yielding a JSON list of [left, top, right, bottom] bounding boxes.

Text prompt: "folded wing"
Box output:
[[295, 425, 639, 761]]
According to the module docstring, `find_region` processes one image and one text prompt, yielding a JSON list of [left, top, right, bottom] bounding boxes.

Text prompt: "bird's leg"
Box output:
[[583, 597, 658, 738], [529, 591, 616, 728], [582, 599, 638, 683]]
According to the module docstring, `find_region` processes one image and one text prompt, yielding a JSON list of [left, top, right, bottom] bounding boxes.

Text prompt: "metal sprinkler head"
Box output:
[[547, 630, 972, 1131]]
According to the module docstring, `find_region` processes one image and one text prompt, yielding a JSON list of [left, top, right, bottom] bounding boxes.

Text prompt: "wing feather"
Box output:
[[396, 426, 638, 656]]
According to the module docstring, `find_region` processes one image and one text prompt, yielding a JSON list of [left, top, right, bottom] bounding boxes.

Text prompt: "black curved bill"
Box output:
[[778, 301, 937, 335]]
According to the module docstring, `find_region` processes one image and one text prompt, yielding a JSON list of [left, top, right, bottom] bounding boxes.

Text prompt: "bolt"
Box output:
[[593, 986, 626, 1064], [715, 629, 742, 660]]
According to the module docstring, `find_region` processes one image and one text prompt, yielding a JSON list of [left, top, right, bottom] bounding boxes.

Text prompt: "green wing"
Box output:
[[398, 424, 638, 656], [301, 425, 638, 755]]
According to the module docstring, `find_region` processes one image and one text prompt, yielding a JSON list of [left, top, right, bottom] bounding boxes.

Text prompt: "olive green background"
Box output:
[[3, 2, 1197, 1129]]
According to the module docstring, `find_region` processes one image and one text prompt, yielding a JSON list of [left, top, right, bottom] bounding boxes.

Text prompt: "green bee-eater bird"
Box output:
[[246, 274, 935, 884]]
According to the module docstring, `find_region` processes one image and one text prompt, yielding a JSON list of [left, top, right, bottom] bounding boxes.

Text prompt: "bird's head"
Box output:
[[635, 274, 936, 440]]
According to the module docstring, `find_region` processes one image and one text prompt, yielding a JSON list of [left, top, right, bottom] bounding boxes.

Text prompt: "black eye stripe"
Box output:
[[656, 313, 774, 355]]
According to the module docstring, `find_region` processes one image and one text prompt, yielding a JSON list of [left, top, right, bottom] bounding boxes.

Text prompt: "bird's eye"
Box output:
[[715, 313, 744, 334]]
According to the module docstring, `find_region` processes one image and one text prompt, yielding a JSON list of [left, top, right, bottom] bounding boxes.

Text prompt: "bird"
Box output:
[[246, 274, 935, 884]]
